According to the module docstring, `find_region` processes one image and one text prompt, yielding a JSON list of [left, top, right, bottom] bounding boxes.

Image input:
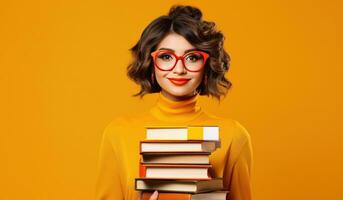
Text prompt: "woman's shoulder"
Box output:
[[102, 111, 149, 135], [202, 111, 251, 144]]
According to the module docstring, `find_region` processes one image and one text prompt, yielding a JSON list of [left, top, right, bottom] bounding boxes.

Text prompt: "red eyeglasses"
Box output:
[[150, 50, 209, 72]]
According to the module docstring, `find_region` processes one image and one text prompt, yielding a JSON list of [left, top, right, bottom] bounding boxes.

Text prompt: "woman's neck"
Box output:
[[161, 90, 197, 102], [149, 91, 203, 123]]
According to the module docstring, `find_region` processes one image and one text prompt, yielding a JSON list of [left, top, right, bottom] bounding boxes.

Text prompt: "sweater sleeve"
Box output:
[[224, 120, 253, 200], [95, 124, 124, 200]]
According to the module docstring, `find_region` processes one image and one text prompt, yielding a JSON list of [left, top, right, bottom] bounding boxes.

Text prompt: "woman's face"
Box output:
[[153, 32, 205, 101]]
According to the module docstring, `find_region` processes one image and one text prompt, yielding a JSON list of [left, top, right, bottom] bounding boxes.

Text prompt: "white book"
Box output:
[[140, 140, 217, 153], [191, 191, 229, 200], [141, 164, 211, 179], [141, 153, 210, 164], [146, 126, 220, 141], [135, 178, 223, 193], [146, 167, 208, 179]]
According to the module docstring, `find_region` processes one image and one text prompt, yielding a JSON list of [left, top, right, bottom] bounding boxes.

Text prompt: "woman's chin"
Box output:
[[163, 88, 194, 98]]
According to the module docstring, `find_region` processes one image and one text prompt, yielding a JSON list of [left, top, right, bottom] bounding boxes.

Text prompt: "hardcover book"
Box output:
[[141, 191, 229, 200], [145, 126, 220, 142], [139, 164, 212, 179], [141, 152, 210, 164], [135, 178, 223, 193], [140, 140, 217, 153]]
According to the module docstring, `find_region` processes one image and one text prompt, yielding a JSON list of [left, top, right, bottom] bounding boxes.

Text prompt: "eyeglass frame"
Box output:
[[150, 49, 210, 72]]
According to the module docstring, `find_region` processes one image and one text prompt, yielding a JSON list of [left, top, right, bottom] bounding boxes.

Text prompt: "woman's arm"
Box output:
[[95, 126, 123, 200], [223, 120, 253, 200]]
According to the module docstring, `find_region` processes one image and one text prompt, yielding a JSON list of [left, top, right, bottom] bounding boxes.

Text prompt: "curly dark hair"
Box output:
[[127, 5, 232, 101]]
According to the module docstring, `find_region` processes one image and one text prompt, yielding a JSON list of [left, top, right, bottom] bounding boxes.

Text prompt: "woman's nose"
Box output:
[[172, 59, 187, 74]]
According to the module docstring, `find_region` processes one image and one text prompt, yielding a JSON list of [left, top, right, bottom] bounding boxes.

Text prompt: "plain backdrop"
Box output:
[[1, 0, 342, 199]]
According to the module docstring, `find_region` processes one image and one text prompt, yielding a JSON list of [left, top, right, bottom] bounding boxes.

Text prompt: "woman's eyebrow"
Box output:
[[158, 47, 199, 53]]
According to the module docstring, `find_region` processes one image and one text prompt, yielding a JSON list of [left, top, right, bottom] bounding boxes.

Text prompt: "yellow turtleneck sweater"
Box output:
[[95, 92, 253, 200]]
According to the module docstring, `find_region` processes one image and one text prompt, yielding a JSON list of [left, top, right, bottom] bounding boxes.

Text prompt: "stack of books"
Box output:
[[135, 126, 230, 200]]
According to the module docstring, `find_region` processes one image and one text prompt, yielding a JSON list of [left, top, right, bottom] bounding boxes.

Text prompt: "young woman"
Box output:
[[96, 5, 253, 200]]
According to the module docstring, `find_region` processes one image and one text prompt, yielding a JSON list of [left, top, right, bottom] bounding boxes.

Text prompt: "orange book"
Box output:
[[141, 192, 191, 200], [141, 191, 230, 200]]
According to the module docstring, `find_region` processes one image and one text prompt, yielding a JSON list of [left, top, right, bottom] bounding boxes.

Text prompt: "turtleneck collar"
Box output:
[[149, 92, 203, 123]]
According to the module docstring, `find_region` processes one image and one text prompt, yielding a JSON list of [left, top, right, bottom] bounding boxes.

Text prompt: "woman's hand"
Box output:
[[149, 191, 158, 200]]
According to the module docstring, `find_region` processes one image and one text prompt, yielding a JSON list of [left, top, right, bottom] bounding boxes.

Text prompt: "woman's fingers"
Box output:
[[137, 191, 142, 200], [149, 190, 159, 200]]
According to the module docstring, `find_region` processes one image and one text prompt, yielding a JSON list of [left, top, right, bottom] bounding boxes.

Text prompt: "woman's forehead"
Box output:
[[156, 33, 195, 54]]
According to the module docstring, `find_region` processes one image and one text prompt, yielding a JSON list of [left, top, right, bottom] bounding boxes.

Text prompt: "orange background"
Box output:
[[1, 0, 342, 199]]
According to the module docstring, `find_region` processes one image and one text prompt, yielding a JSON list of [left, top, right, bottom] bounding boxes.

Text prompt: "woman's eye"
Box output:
[[158, 54, 173, 61], [186, 54, 201, 62]]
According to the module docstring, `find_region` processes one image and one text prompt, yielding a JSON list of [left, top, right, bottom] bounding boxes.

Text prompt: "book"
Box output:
[[141, 192, 191, 200], [135, 178, 223, 193], [146, 126, 220, 141], [140, 140, 217, 153], [140, 164, 212, 179], [135, 125, 226, 196], [141, 152, 210, 164], [141, 191, 229, 200]]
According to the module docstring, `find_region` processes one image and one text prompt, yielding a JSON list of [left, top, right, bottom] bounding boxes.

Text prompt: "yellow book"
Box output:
[[145, 125, 220, 141]]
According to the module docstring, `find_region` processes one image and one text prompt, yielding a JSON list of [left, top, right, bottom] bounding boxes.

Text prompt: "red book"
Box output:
[[141, 192, 191, 200]]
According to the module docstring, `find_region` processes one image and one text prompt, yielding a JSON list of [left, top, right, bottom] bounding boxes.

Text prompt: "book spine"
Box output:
[[139, 141, 142, 153], [139, 163, 147, 178]]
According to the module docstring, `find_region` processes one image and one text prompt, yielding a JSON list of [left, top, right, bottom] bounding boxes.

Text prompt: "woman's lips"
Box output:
[[168, 78, 190, 86]]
